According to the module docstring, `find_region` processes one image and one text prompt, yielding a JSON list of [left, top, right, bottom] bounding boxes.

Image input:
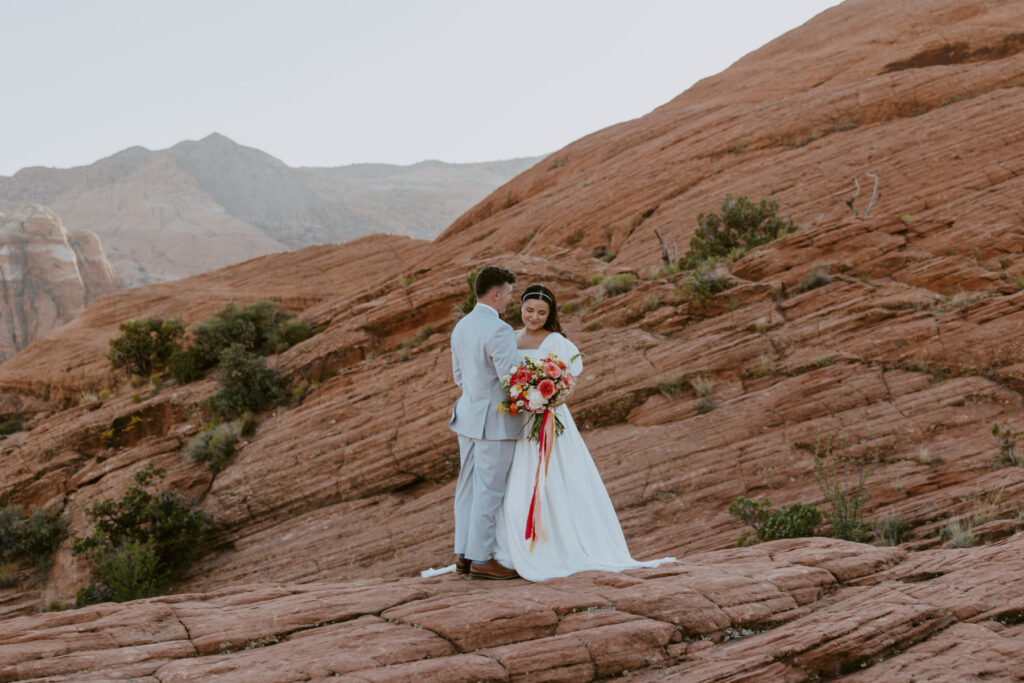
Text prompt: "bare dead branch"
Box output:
[[654, 228, 672, 268], [844, 177, 862, 216], [863, 173, 880, 217]]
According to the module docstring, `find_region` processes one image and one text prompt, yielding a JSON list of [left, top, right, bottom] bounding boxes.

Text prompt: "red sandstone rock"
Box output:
[[1, 1, 1024, 680]]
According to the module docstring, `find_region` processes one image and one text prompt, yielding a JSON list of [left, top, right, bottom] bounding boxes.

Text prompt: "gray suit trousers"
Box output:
[[454, 435, 515, 562]]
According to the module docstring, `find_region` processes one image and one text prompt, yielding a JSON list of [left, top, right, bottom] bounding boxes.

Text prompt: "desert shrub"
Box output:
[[238, 410, 257, 437], [991, 422, 1019, 465], [560, 302, 576, 314], [941, 519, 976, 548], [168, 346, 207, 384], [602, 273, 637, 297], [0, 505, 67, 566], [73, 463, 212, 606], [0, 561, 17, 588], [728, 496, 821, 543], [813, 436, 873, 542], [696, 396, 716, 414], [681, 262, 729, 305], [186, 421, 240, 472], [0, 420, 22, 436], [206, 345, 288, 420], [76, 540, 162, 604], [458, 267, 483, 315], [106, 317, 186, 378], [681, 195, 798, 269], [794, 265, 833, 294], [874, 513, 907, 546], [170, 302, 311, 384]]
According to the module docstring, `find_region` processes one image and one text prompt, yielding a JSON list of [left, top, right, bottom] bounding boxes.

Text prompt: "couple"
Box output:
[[444, 265, 672, 581]]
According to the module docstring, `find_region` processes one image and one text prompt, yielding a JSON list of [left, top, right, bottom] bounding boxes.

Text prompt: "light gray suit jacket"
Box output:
[[449, 303, 524, 440]]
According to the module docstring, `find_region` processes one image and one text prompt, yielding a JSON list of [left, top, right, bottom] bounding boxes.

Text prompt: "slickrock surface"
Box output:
[[0, 136, 539, 285], [3, 0, 1024, 679], [0, 205, 122, 363], [2, 537, 1023, 681]]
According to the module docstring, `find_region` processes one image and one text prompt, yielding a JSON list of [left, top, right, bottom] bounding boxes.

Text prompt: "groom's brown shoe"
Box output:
[[455, 556, 471, 575], [469, 559, 519, 580]]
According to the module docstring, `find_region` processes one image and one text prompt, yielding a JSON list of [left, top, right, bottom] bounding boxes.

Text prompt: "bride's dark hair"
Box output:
[[521, 284, 565, 336]]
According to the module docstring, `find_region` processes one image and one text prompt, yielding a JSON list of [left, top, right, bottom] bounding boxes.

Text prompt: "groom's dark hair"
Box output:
[[474, 266, 516, 297]]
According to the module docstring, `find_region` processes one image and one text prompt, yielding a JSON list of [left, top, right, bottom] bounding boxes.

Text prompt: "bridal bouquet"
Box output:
[[499, 352, 580, 551], [499, 354, 577, 441]]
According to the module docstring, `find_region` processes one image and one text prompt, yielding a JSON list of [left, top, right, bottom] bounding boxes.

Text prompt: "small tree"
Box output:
[[72, 463, 212, 606], [207, 345, 289, 420], [106, 318, 185, 377], [813, 435, 874, 542], [682, 195, 798, 268]]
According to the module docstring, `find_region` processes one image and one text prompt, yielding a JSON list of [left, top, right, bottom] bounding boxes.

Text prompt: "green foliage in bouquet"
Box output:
[[681, 195, 798, 269], [72, 463, 212, 606]]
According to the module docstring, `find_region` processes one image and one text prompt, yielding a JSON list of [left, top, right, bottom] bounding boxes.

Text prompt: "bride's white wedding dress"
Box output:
[[491, 332, 674, 581]]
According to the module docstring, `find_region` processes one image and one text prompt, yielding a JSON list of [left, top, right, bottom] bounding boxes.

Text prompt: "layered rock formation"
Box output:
[[0, 205, 122, 365], [3, 536, 1023, 681], [2, 0, 1024, 679], [0, 139, 540, 285]]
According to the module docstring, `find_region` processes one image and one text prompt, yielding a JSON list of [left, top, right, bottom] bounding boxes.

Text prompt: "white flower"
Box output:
[[510, 365, 519, 374], [525, 387, 548, 409]]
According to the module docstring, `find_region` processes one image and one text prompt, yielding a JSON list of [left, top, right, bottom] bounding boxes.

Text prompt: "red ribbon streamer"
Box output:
[[525, 408, 556, 552]]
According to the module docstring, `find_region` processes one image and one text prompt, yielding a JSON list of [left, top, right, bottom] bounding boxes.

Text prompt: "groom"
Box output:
[[449, 265, 523, 579]]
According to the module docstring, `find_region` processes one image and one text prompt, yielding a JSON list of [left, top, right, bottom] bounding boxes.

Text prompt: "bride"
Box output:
[[489, 283, 673, 581]]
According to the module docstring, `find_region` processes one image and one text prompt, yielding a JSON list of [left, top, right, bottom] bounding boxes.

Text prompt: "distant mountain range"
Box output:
[[0, 134, 541, 285]]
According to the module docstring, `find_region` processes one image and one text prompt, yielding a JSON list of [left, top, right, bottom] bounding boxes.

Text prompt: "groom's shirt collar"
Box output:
[[474, 303, 499, 316]]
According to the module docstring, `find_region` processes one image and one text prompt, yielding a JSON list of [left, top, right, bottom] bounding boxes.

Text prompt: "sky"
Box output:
[[0, 0, 842, 176]]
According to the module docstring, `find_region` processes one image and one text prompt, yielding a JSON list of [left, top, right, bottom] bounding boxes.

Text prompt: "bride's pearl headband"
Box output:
[[522, 291, 553, 304]]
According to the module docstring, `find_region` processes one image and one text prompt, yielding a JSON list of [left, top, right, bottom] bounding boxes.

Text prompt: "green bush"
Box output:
[[73, 463, 212, 606], [206, 346, 288, 420], [874, 513, 907, 546], [602, 273, 637, 297], [0, 420, 23, 436], [186, 421, 240, 472], [106, 317, 185, 377], [813, 436, 873, 542], [682, 261, 729, 305], [728, 496, 821, 543], [0, 561, 17, 588], [794, 265, 833, 295], [682, 195, 798, 269], [0, 505, 67, 565], [170, 302, 311, 384], [77, 540, 162, 604], [458, 267, 483, 316]]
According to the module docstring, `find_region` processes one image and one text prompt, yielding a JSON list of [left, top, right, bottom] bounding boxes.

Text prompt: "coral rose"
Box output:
[[514, 369, 532, 386], [542, 362, 562, 378], [538, 378, 557, 400]]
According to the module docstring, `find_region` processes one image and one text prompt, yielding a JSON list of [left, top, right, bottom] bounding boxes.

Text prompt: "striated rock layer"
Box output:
[[2, 537, 1023, 681], [2, 0, 1024, 679], [0, 205, 122, 365]]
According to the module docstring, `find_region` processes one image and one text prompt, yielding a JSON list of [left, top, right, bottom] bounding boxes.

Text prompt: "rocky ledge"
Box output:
[[2, 535, 1022, 682]]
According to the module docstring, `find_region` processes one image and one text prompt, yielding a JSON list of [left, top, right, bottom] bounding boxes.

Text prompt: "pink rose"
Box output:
[[514, 369, 532, 386], [543, 362, 562, 379], [538, 379, 557, 400]]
